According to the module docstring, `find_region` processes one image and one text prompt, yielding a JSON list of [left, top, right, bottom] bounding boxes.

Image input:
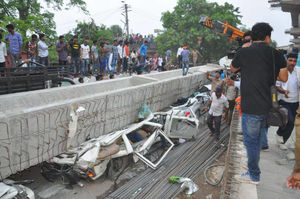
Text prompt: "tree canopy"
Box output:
[[109, 25, 123, 37], [0, 0, 88, 39], [155, 0, 242, 62]]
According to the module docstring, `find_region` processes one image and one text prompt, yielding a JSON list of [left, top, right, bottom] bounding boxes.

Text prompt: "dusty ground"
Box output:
[[175, 151, 226, 199]]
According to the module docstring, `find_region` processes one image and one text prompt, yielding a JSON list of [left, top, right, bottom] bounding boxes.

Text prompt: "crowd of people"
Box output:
[[205, 22, 300, 189], [0, 24, 206, 81]]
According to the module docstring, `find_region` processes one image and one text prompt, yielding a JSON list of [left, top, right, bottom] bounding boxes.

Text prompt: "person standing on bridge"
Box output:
[[117, 40, 124, 74], [91, 40, 99, 74], [207, 87, 229, 143], [0, 33, 8, 76], [231, 22, 288, 184], [56, 35, 68, 66], [24, 34, 38, 67], [111, 40, 119, 74], [38, 34, 54, 67], [166, 49, 172, 64], [177, 46, 183, 69], [123, 41, 130, 73], [5, 24, 23, 67], [69, 35, 81, 74], [181, 46, 190, 76], [192, 49, 202, 67], [103, 39, 113, 75], [139, 40, 148, 69], [5, 24, 23, 68], [80, 40, 90, 75]]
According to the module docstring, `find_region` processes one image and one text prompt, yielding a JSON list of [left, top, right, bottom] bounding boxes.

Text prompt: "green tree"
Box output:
[[109, 25, 123, 37], [155, 0, 242, 63], [0, 0, 88, 39], [72, 21, 114, 43]]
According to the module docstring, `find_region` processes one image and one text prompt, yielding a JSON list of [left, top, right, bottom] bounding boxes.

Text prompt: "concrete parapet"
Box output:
[[0, 65, 221, 179]]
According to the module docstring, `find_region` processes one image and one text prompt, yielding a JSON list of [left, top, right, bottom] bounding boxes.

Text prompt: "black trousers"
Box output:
[[277, 100, 299, 143], [0, 62, 5, 76], [178, 55, 182, 68], [207, 114, 222, 140]]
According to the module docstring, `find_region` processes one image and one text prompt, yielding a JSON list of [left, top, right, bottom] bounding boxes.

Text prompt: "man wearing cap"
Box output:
[[181, 46, 190, 76], [207, 87, 229, 143]]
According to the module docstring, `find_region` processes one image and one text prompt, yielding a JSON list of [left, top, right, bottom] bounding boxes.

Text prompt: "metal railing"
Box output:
[[0, 61, 72, 95]]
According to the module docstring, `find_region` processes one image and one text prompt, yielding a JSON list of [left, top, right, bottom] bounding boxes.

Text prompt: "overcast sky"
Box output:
[[54, 0, 292, 46]]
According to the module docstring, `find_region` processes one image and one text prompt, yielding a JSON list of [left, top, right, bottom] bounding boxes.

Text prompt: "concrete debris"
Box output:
[[0, 181, 35, 199], [67, 104, 86, 149]]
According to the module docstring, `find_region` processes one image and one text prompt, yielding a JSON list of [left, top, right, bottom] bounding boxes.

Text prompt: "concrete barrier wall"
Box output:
[[0, 64, 220, 179]]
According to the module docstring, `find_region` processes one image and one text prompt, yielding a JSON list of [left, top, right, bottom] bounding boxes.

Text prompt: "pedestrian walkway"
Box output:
[[257, 127, 300, 199], [221, 109, 300, 199]]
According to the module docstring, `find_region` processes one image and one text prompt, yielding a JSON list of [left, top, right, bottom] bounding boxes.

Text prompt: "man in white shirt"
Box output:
[[207, 87, 229, 142], [0, 33, 8, 76], [38, 34, 53, 66], [276, 53, 300, 147], [117, 40, 124, 74], [177, 46, 183, 68], [80, 40, 90, 75]]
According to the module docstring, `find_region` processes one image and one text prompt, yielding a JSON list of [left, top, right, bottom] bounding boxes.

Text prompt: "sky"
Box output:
[[54, 0, 292, 46]]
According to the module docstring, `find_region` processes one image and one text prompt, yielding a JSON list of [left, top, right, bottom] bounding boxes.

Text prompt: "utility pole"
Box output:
[[125, 3, 129, 41], [121, 1, 131, 41]]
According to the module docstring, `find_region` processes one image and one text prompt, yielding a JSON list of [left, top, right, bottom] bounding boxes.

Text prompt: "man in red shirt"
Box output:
[[123, 41, 130, 73]]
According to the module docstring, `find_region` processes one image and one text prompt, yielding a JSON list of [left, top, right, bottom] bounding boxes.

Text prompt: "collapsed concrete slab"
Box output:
[[0, 64, 221, 179]]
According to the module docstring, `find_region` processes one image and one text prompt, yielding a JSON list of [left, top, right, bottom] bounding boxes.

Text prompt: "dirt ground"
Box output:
[[174, 151, 226, 199]]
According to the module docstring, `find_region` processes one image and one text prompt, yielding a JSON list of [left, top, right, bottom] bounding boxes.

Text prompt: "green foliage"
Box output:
[[0, 0, 88, 62], [155, 0, 242, 62], [270, 40, 277, 48], [70, 21, 114, 45], [0, 0, 88, 39], [72, 21, 114, 43], [109, 25, 123, 37]]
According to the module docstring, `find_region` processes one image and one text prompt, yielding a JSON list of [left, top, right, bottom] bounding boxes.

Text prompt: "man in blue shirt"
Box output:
[[181, 46, 190, 76], [139, 40, 148, 66], [111, 40, 119, 74], [5, 24, 23, 67]]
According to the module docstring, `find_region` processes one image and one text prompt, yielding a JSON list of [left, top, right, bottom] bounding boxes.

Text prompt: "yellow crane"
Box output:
[[199, 16, 244, 43]]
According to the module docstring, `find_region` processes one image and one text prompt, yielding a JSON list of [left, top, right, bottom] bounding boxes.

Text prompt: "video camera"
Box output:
[[227, 37, 252, 59]]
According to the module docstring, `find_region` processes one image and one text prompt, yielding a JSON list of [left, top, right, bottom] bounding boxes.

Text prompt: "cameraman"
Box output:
[[231, 22, 288, 184], [242, 31, 252, 48]]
